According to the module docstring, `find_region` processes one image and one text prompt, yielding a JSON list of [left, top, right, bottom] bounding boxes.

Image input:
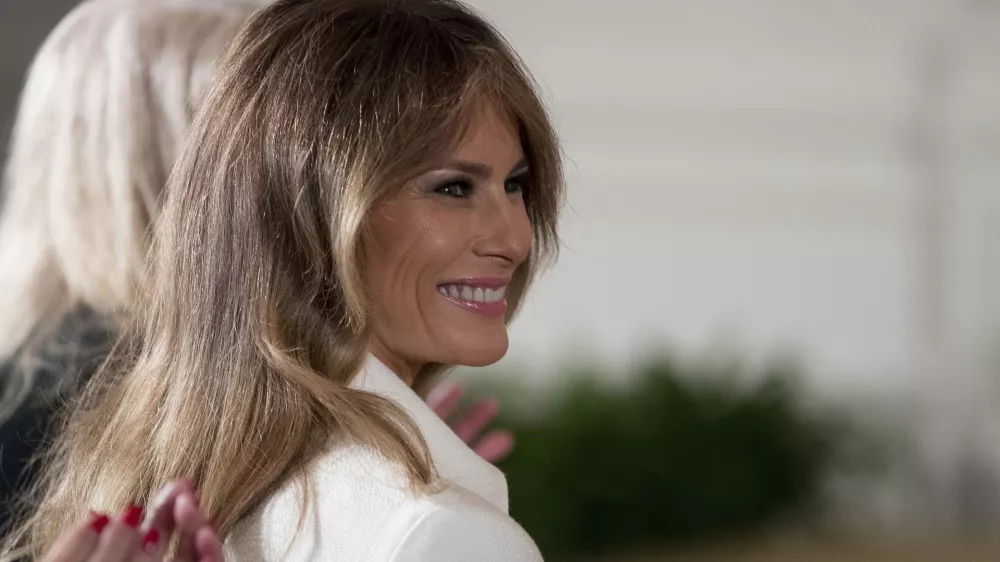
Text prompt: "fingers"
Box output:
[[472, 429, 516, 464], [39, 513, 106, 562], [143, 478, 191, 535], [173, 492, 208, 562], [143, 480, 214, 562], [450, 398, 499, 444], [134, 479, 191, 562], [429, 386, 515, 464], [194, 525, 224, 562], [132, 527, 165, 562], [426, 381, 464, 420], [174, 488, 222, 562], [41, 480, 213, 562], [89, 505, 143, 562]]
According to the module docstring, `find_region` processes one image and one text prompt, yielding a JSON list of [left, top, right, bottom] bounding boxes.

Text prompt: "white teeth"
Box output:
[[437, 284, 508, 304], [483, 287, 505, 303]]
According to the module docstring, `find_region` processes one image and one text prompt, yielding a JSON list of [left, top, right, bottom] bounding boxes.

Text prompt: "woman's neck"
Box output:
[[367, 342, 421, 387]]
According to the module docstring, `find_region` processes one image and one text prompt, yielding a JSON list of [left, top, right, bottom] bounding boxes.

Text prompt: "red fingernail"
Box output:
[[142, 528, 160, 553], [123, 504, 143, 528], [89, 512, 110, 534]]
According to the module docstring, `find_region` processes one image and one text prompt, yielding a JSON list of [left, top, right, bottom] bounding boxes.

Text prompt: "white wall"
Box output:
[[463, 0, 1000, 394]]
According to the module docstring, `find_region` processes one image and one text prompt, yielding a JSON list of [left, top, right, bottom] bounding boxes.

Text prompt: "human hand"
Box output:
[[40, 479, 222, 562], [427, 381, 515, 464]]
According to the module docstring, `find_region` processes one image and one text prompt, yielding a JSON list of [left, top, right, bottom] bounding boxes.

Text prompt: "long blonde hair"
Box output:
[[0, 0, 260, 422], [12, 0, 563, 556]]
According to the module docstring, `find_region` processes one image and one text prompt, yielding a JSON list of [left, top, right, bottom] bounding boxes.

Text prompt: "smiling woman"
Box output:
[[367, 106, 534, 382], [9, 0, 564, 560]]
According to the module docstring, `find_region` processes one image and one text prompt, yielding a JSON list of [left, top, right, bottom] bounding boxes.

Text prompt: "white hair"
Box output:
[[0, 0, 263, 420]]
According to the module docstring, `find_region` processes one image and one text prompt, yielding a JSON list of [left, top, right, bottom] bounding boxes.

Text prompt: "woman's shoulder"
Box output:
[[381, 486, 542, 562], [227, 443, 540, 562]]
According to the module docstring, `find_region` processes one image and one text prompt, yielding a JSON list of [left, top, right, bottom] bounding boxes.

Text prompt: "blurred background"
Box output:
[[3, 0, 1000, 559]]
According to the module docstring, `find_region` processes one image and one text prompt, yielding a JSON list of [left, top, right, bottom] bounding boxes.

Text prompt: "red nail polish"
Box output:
[[89, 513, 110, 534], [142, 528, 160, 553], [123, 504, 143, 528]]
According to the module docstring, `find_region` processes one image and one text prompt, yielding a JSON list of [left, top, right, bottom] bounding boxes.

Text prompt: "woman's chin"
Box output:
[[447, 333, 509, 367]]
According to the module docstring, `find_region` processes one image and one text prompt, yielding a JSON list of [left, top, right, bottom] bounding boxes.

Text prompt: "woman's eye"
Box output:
[[504, 177, 526, 194], [434, 181, 472, 198]]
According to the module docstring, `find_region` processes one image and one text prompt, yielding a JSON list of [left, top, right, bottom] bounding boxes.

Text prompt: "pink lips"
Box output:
[[436, 277, 509, 317]]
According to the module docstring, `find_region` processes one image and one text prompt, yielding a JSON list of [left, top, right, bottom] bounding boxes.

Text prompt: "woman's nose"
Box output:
[[473, 189, 531, 266]]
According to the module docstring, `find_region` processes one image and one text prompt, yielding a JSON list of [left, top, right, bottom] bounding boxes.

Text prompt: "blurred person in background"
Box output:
[[4, 0, 563, 559], [0, 0, 511, 543], [0, 0, 256, 535]]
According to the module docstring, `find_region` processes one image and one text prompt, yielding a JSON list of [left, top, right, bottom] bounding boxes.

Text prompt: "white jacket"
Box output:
[[225, 355, 543, 561]]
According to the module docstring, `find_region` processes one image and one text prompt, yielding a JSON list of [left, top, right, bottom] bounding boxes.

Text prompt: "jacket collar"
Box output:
[[349, 354, 509, 513]]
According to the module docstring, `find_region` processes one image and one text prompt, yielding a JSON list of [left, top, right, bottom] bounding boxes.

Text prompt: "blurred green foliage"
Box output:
[[491, 357, 837, 560]]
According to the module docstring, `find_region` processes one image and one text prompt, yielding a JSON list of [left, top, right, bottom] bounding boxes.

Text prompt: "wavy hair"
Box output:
[[11, 0, 563, 557]]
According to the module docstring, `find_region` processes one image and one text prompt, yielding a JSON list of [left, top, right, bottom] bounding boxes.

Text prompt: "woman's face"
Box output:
[[365, 106, 532, 383]]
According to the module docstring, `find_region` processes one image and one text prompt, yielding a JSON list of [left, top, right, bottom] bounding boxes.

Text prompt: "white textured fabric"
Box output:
[[225, 355, 542, 561]]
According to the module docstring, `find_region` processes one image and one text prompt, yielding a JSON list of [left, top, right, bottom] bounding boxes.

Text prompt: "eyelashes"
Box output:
[[432, 173, 528, 199], [433, 179, 474, 198], [504, 175, 527, 194]]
